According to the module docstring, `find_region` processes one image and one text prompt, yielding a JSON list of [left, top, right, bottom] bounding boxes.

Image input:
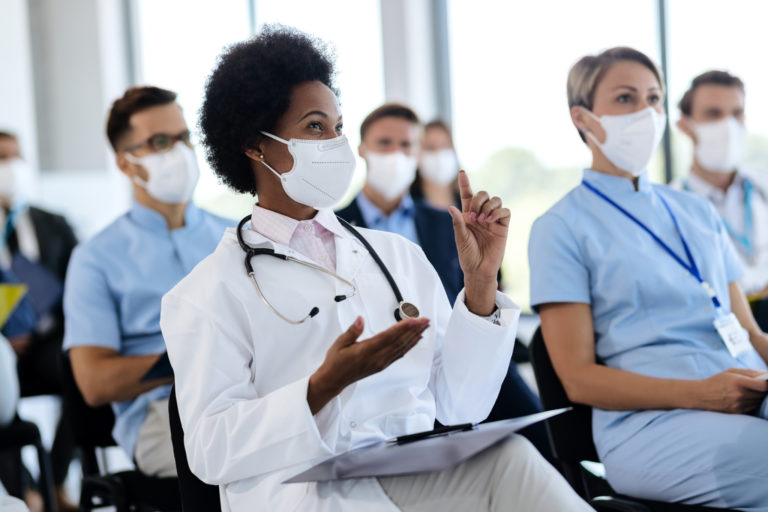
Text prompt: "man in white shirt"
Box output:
[[676, 70, 768, 328]]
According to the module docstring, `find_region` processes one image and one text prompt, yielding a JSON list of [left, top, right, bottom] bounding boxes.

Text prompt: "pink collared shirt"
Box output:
[[249, 205, 347, 272]]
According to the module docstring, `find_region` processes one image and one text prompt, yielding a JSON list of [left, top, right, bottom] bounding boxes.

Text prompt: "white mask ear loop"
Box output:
[[123, 153, 150, 187], [256, 131, 290, 180], [579, 108, 604, 146]]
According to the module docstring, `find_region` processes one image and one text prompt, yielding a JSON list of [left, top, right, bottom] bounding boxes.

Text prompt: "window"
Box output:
[[447, 0, 662, 310], [134, 0, 385, 213], [133, 0, 252, 218]]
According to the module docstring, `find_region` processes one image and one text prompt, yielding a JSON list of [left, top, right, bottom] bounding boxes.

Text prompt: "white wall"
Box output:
[[380, 0, 440, 121], [0, 0, 39, 172]]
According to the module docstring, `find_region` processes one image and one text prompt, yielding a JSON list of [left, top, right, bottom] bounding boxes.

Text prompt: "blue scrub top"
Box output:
[[63, 202, 234, 457], [529, 169, 767, 459]]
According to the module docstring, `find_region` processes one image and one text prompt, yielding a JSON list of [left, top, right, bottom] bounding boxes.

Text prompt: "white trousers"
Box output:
[[378, 434, 594, 512], [0, 495, 29, 512], [134, 399, 177, 478]]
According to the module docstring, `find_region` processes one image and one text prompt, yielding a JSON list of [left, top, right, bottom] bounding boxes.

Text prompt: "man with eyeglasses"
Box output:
[[63, 86, 234, 477]]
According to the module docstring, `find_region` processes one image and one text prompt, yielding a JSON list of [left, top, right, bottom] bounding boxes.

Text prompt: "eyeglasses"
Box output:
[[123, 131, 192, 154]]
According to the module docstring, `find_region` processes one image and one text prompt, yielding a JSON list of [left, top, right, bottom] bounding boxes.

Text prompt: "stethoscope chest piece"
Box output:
[[395, 301, 420, 321]]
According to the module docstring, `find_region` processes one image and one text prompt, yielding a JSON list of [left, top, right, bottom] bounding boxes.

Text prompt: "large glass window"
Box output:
[[134, 0, 384, 215], [666, 1, 768, 178], [134, 0, 252, 218], [448, 0, 661, 309]]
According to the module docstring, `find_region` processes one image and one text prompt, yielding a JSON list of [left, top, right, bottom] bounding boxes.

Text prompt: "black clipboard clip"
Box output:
[[387, 422, 476, 445]]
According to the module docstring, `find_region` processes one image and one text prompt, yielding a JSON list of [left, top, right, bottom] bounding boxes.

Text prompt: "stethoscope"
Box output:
[[236, 214, 420, 324]]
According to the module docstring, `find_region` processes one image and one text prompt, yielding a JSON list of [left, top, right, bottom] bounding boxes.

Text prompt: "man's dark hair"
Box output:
[[678, 70, 745, 117], [106, 86, 177, 151], [0, 131, 17, 141], [199, 24, 337, 195], [360, 103, 420, 141]]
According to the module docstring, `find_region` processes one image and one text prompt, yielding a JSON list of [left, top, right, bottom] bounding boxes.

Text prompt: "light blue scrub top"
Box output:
[[529, 169, 768, 460], [63, 202, 234, 458], [356, 192, 419, 245]]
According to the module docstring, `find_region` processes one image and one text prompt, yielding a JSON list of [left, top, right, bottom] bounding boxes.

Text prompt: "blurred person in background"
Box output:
[[675, 71, 768, 331], [63, 86, 234, 480], [0, 131, 78, 511], [0, 280, 45, 512], [336, 104, 464, 302], [411, 119, 461, 210]]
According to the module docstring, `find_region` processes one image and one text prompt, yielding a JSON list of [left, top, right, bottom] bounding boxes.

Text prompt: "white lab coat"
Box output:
[[160, 223, 520, 512]]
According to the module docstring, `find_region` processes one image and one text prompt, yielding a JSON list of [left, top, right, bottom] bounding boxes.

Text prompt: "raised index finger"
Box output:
[[457, 170, 474, 213]]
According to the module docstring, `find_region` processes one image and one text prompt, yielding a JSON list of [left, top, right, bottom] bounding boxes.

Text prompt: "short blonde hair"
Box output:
[[567, 47, 664, 141]]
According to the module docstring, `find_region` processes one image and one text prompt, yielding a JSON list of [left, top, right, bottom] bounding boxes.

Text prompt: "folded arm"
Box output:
[[539, 302, 767, 414], [69, 346, 170, 406]]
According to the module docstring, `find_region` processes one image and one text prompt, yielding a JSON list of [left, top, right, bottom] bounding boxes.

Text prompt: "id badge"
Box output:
[[713, 313, 752, 358]]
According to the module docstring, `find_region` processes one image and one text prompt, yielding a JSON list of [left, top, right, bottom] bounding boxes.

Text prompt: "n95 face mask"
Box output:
[[692, 117, 746, 173], [584, 106, 666, 176], [259, 132, 356, 209], [365, 151, 418, 200], [0, 158, 35, 203], [126, 143, 200, 204], [419, 149, 459, 185]]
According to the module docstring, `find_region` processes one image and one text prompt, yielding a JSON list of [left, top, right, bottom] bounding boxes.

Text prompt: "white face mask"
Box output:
[[259, 132, 356, 209], [419, 149, 459, 185], [692, 117, 746, 173], [584, 106, 666, 176], [0, 158, 35, 204], [126, 142, 200, 204], [365, 151, 418, 200]]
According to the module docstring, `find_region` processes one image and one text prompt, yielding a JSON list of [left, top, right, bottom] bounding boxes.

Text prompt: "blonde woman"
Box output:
[[529, 47, 768, 509]]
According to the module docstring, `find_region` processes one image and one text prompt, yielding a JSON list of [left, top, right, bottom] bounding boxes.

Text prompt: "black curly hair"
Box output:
[[199, 25, 338, 195]]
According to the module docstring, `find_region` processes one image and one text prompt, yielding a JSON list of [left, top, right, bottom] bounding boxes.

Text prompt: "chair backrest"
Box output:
[[61, 356, 118, 474], [168, 386, 221, 512], [528, 326, 599, 464]]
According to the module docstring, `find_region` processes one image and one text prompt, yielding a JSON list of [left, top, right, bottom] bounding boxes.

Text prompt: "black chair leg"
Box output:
[[33, 437, 57, 512]]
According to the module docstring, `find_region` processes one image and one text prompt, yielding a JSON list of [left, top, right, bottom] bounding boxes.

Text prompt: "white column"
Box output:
[[380, 0, 440, 122], [0, 0, 39, 172]]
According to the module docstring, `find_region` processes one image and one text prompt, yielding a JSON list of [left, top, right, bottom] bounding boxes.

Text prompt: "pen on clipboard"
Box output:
[[387, 422, 476, 445]]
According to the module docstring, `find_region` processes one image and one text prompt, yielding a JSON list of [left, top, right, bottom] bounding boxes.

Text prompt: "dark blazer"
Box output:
[[6, 207, 77, 344], [27, 206, 78, 282], [336, 195, 463, 302]]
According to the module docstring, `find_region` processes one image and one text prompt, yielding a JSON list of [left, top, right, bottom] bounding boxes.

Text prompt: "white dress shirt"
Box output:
[[679, 169, 768, 295]]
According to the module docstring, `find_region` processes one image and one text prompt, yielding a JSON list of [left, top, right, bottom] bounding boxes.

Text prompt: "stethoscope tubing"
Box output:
[[236, 213, 415, 323]]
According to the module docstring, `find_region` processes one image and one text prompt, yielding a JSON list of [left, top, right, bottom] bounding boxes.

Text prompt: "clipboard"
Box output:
[[283, 407, 570, 483], [140, 352, 173, 382]]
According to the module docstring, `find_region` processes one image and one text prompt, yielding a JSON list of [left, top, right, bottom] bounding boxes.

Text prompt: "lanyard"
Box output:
[[722, 179, 754, 260], [2, 205, 23, 248], [683, 178, 755, 260], [582, 180, 722, 310]]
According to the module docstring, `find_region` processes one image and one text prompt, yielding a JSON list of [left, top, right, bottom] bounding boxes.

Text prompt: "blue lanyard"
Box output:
[[682, 178, 754, 260], [723, 180, 754, 259], [582, 180, 722, 310], [2, 206, 21, 247]]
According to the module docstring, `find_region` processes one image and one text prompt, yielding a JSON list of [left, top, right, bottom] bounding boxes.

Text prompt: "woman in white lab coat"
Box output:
[[160, 25, 592, 512]]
